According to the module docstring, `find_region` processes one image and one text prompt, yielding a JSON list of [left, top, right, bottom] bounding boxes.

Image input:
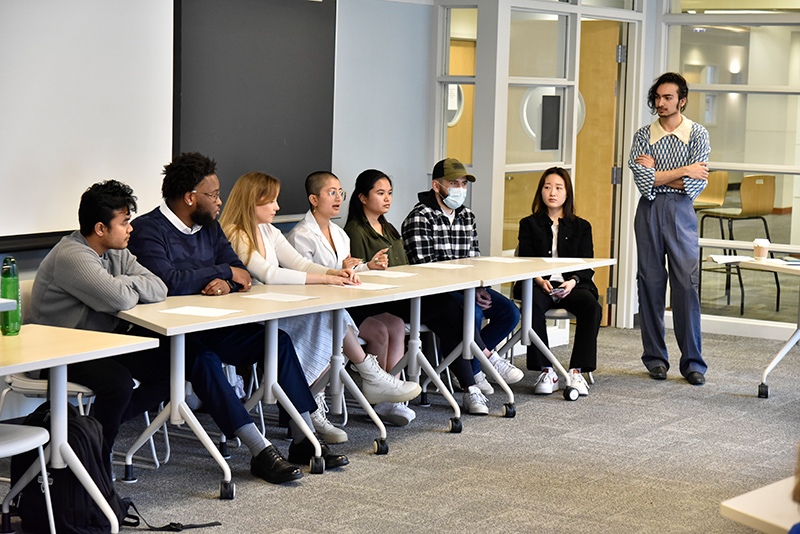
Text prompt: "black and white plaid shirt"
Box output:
[[401, 189, 480, 265]]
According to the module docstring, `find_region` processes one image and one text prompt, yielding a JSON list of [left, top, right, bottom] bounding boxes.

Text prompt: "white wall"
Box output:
[[0, 0, 173, 238], [332, 0, 434, 231]]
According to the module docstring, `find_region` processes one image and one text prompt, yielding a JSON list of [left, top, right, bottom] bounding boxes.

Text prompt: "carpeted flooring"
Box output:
[[4, 326, 800, 533]]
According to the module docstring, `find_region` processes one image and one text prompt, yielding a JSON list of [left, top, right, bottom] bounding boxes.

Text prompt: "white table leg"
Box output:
[[519, 278, 577, 400], [328, 310, 345, 416], [243, 320, 323, 473], [464, 288, 516, 410], [325, 309, 388, 448], [48, 365, 67, 469], [123, 334, 233, 495], [400, 297, 461, 429], [49, 365, 121, 532], [60, 442, 120, 533], [758, 290, 800, 398]]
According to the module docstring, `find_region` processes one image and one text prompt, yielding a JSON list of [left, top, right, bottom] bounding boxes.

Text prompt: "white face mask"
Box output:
[[440, 185, 467, 210]]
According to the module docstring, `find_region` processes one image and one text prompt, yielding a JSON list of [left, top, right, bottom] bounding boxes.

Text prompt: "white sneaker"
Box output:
[[311, 391, 348, 443], [569, 369, 589, 396], [463, 385, 489, 415], [488, 353, 524, 384], [354, 354, 422, 404], [473, 371, 494, 395], [533, 369, 559, 395], [374, 402, 416, 427], [451, 373, 492, 394]]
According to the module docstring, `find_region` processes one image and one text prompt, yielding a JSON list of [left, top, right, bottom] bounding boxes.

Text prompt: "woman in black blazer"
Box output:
[[516, 167, 602, 396]]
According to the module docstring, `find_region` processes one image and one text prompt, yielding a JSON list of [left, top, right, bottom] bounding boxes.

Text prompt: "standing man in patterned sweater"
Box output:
[[402, 158, 522, 415], [628, 72, 710, 386]]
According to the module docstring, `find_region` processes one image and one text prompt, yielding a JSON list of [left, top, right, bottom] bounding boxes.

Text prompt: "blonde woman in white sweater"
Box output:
[[220, 172, 420, 443]]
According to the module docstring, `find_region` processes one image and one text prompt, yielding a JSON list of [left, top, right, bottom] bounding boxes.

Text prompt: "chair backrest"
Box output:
[[694, 170, 728, 207], [19, 279, 34, 325], [739, 174, 775, 218]]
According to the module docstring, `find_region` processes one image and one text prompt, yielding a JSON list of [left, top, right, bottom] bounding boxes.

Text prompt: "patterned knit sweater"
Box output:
[[628, 116, 710, 201]]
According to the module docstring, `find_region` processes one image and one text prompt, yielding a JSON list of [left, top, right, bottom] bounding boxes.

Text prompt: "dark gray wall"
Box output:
[[178, 0, 336, 215]]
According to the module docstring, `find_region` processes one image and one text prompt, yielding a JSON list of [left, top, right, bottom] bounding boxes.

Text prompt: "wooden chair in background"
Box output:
[[698, 174, 779, 315]]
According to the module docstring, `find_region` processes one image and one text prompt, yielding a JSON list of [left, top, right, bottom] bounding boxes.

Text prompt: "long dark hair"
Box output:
[[347, 169, 400, 239], [532, 167, 575, 220]]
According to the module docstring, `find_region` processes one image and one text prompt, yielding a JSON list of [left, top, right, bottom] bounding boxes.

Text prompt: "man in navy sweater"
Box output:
[[129, 152, 347, 483]]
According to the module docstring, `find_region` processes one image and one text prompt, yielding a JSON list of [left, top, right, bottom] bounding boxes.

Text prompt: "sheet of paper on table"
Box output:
[[357, 271, 419, 278], [707, 255, 755, 264], [471, 257, 528, 263], [417, 263, 473, 270], [243, 293, 319, 302], [160, 306, 242, 317], [328, 282, 400, 291], [542, 257, 585, 263]]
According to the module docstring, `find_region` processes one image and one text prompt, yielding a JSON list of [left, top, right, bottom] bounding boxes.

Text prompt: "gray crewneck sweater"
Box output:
[[30, 231, 167, 332]]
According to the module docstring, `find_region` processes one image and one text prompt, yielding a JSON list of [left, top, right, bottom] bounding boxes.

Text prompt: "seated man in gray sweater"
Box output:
[[30, 180, 171, 467]]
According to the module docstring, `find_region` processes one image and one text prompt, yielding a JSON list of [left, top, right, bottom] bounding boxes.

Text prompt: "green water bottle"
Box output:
[[1, 256, 21, 336]]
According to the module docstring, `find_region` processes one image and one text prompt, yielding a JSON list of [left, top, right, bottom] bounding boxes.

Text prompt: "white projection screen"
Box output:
[[0, 1, 173, 247]]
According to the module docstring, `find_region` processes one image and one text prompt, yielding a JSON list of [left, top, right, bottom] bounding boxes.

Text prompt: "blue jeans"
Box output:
[[451, 287, 521, 375], [187, 324, 316, 437]]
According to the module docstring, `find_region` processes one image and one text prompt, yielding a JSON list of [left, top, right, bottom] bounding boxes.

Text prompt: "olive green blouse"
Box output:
[[344, 217, 409, 267]]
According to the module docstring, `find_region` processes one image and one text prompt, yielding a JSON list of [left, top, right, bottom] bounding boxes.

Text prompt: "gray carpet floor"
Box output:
[[4, 326, 800, 533]]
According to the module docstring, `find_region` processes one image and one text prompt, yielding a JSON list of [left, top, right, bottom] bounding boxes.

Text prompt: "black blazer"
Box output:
[[515, 213, 599, 299]]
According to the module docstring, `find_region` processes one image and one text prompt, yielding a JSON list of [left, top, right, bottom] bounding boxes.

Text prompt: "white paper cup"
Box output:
[[754, 238, 770, 260]]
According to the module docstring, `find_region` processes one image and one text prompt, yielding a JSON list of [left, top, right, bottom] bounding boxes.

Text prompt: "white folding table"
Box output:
[[418, 257, 615, 402], [721, 476, 800, 533], [0, 324, 158, 533]]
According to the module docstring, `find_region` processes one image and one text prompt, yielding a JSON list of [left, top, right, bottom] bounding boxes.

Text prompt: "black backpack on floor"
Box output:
[[10, 402, 132, 534]]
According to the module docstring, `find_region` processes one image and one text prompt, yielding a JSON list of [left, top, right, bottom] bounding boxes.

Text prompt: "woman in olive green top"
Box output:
[[344, 171, 408, 266], [341, 170, 416, 426]]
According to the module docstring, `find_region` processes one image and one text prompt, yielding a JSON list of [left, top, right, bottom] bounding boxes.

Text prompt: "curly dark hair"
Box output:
[[647, 72, 689, 114], [79, 180, 137, 236], [162, 152, 217, 201]]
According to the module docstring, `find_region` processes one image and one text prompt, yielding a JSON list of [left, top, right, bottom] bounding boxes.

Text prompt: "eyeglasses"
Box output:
[[192, 190, 220, 201], [323, 190, 347, 201]]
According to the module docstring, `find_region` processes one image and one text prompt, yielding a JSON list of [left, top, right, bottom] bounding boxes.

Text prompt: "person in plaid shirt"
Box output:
[[628, 72, 709, 386], [402, 158, 522, 415]]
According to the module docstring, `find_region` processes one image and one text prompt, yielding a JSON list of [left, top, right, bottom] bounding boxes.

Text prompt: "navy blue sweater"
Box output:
[[129, 207, 246, 296]]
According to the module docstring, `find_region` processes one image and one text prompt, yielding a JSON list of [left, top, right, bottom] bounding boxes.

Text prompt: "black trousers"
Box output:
[[65, 325, 170, 460], [526, 283, 601, 373]]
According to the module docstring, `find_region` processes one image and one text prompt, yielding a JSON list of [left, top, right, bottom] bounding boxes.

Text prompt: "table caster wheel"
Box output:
[[219, 480, 235, 500], [373, 438, 389, 455], [121, 464, 137, 483], [502, 403, 516, 418], [418, 392, 430, 407], [564, 387, 579, 401], [218, 441, 231, 460], [758, 383, 769, 398], [449, 417, 462, 433], [310, 456, 325, 474]]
